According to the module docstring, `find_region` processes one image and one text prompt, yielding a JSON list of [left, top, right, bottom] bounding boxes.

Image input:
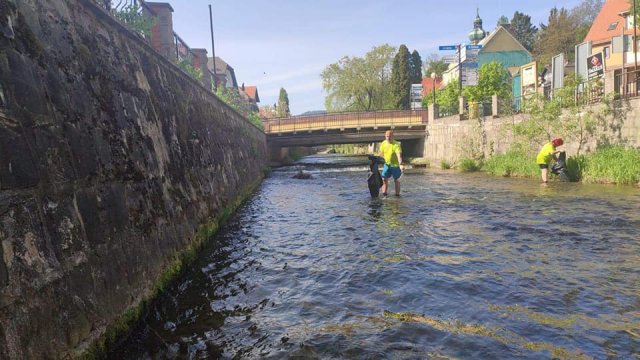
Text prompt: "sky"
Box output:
[[166, 0, 585, 115]]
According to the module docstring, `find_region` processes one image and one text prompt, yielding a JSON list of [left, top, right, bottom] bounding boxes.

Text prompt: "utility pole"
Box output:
[[458, 44, 462, 94], [208, 4, 217, 92], [634, 0, 638, 87]]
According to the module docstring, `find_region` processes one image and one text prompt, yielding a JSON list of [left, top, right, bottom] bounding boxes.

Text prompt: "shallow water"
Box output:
[[110, 154, 640, 359]]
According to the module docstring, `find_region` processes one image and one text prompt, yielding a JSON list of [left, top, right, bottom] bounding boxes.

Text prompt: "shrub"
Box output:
[[441, 160, 451, 170]]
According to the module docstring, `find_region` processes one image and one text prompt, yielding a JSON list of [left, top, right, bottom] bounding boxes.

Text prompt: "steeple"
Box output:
[[468, 8, 486, 45]]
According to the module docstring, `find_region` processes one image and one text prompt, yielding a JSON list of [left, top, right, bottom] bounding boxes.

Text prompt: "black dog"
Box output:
[[367, 155, 385, 197], [551, 151, 570, 182]]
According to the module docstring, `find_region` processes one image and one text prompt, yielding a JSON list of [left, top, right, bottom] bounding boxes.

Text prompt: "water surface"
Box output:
[[110, 154, 640, 359]]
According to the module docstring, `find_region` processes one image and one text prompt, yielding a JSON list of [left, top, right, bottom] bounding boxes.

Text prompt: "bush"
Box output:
[[458, 158, 481, 172], [440, 160, 451, 170]]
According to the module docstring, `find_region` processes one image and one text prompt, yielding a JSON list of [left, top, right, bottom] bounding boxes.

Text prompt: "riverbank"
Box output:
[[460, 145, 640, 186]]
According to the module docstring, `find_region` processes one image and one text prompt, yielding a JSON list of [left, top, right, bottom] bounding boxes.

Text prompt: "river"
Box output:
[[110, 154, 640, 359]]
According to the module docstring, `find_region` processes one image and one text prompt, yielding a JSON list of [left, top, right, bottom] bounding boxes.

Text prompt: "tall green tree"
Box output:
[[277, 88, 290, 117], [463, 61, 512, 102], [533, 7, 578, 65], [424, 53, 449, 78], [510, 11, 538, 52], [409, 50, 423, 85], [321, 44, 396, 111], [391, 44, 411, 109], [572, 0, 603, 42]]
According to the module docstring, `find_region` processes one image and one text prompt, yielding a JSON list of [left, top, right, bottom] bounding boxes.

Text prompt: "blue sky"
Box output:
[[167, 0, 584, 115]]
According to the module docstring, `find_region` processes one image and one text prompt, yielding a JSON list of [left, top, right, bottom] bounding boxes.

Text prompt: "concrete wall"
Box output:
[[424, 98, 640, 164], [0, 0, 267, 358]]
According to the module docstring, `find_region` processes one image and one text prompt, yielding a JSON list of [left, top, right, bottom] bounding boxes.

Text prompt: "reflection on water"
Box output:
[[110, 154, 640, 359]]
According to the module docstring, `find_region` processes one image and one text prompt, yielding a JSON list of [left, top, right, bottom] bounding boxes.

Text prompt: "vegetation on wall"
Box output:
[[112, 3, 155, 37], [177, 59, 203, 81]]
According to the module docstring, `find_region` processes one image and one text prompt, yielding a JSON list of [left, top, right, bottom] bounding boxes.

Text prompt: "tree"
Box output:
[[390, 44, 411, 109], [424, 53, 449, 78], [409, 50, 423, 85], [497, 15, 510, 28], [533, 7, 578, 66], [510, 11, 537, 52], [321, 44, 396, 111], [572, 0, 603, 42], [277, 88, 290, 117]]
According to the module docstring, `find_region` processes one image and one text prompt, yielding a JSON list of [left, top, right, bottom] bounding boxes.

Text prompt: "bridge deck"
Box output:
[[264, 109, 428, 134]]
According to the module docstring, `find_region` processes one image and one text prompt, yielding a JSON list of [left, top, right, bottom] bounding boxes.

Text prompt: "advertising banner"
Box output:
[[520, 61, 537, 96], [586, 52, 605, 80]]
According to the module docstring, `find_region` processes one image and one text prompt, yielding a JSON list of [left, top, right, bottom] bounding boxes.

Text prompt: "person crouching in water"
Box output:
[[379, 130, 404, 196], [536, 138, 563, 183]]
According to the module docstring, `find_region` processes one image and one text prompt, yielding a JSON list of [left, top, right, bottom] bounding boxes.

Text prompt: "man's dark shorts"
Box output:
[[539, 164, 548, 169]]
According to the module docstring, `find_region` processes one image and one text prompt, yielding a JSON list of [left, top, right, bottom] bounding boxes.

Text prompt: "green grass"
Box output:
[[458, 158, 481, 172], [482, 145, 640, 185], [440, 160, 451, 170], [579, 145, 640, 185], [482, 149, 539, 178]]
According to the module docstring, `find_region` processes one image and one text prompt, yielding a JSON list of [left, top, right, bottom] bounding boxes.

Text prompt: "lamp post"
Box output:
[[431, 72, 437, 105], [208, 4, 217, 92]]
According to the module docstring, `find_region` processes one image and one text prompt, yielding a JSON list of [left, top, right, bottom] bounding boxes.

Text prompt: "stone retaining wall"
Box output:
[[0, 0, 267, 357], [424, 99, 640, 164]]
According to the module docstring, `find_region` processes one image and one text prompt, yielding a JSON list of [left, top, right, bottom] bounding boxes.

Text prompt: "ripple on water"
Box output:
[[110, 155, 640, 359]]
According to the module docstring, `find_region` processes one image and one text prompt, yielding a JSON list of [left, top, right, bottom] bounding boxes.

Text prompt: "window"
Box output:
[[608, 22, 618, 31], [604, 46, 610, 58]]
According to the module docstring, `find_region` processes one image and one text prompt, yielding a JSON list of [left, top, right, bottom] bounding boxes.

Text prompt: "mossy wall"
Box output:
[[0, 0, 267, 358]]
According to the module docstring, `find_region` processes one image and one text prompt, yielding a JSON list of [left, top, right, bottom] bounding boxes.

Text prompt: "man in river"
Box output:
[[536, 138, 563, 183], [379, 130, 404, 196]]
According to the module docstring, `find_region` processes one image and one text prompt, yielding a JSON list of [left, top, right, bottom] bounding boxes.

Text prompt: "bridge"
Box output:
[[263, 109, 429, 156]]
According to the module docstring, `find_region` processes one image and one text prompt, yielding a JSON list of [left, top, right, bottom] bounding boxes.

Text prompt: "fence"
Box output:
[[613, 69, 640, 99]]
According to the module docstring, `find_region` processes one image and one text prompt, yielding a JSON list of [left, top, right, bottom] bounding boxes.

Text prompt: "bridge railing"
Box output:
[[263, 109, 428, 134]]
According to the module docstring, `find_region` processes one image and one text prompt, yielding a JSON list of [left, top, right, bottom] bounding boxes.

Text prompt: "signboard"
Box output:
[[442, 55, 458, 64], [575, 42, 592, 81], [461, 66, 478, 85], [587, 52, 605, 80], [410, 84, 423, 109], [551, 53, 565, 90], [461, 45, 481, 63], [520, 61, 538, 96], [439, 45, 458, 51]]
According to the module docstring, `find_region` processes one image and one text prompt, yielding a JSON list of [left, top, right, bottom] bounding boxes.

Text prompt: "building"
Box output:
[[239, 83, 260, 112], [207, 56, 238, 90], [441, 10, 532, 87], [583, 0, 640, 95]]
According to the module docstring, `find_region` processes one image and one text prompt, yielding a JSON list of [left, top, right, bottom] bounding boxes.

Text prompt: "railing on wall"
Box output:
[[263, 109, 428, 134], [614, 69, 640, 99]]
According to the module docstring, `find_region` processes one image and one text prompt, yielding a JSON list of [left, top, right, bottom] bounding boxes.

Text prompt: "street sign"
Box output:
[[466, 45, 482, 49], [442, 55, 458, 64], [439, 45, 457, 51], [461, 62, 478, 68]]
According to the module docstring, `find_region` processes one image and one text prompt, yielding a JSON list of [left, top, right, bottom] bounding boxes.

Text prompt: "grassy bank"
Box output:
[[479, 145, 640, 186]]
